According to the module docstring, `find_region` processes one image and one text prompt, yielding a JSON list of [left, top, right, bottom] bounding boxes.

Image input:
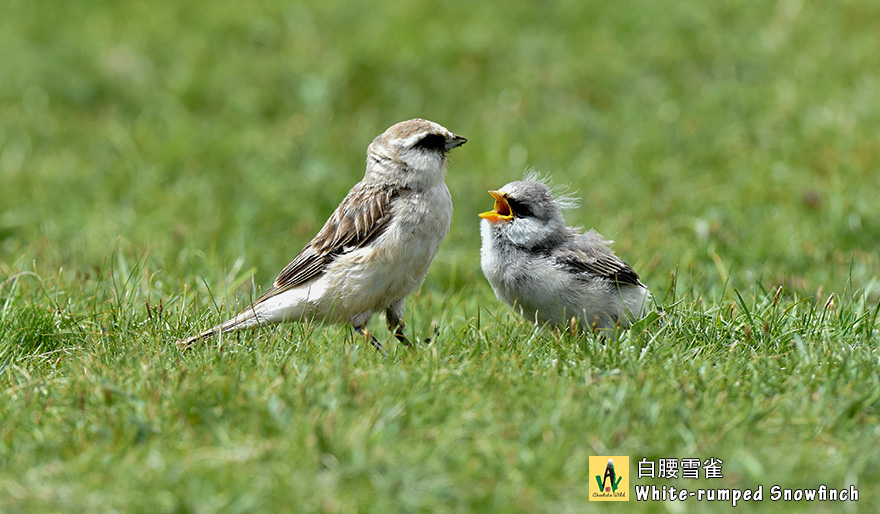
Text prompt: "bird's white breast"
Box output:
[[321, 182, 453, 320]]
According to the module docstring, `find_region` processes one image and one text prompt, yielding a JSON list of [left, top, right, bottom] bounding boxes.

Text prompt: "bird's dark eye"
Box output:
[[506, 197, 533, 218], [413, 133, 446, 151]]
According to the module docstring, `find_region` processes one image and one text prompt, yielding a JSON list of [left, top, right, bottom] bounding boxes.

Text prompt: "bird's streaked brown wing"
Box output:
[[553, 232, 642, 287], [254, 182, 397, 304]]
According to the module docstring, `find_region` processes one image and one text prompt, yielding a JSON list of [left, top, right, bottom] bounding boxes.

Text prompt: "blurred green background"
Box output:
[[3, 1, 880, 512], [3, 0, 877, 299]]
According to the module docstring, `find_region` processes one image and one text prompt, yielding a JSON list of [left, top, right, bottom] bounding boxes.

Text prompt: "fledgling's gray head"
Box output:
[[366, 118, 466, 187], [479, 179, 570, 249]]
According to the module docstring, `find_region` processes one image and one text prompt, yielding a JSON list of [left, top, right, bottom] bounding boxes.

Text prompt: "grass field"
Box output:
[[2, 0, 879, 512]]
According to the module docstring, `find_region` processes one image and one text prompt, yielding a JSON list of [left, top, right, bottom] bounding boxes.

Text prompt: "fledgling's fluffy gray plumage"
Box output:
[[179, 118, 466, 349], [479, 178, 650, 332]]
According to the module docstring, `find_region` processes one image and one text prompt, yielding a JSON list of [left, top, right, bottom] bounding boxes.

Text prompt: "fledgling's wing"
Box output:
[[553, 229, 642, 287], [254, 181, 397, 304]]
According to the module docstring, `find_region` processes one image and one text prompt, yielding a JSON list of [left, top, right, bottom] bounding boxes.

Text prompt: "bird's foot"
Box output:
[[354, 326, 383, 352], [393, 327, 413, 347]]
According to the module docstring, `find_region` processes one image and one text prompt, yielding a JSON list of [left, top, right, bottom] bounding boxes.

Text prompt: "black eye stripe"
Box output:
[[506, 197, 533, 217], [413, 133, 446, 150]]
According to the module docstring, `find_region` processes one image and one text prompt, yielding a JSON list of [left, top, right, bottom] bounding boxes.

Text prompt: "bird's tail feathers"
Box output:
[[176, 305, 262, 350]]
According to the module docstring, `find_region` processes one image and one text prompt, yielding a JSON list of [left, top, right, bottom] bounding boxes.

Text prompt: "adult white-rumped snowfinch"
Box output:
[[179, 118, 466, 349], [479, 177, 649, 332]]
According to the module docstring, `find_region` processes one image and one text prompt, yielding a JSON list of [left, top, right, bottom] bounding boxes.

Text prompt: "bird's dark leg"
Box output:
[[385, 302, 412, 347], [392, 324, 411, 346], [353, 325, 383, 351]]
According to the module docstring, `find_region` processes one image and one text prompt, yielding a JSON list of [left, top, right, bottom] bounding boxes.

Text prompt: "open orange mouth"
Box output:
[[478, 190, 514, 223]]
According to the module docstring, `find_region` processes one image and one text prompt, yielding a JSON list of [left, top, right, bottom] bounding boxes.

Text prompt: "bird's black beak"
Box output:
[[445, 134, 467, 151]]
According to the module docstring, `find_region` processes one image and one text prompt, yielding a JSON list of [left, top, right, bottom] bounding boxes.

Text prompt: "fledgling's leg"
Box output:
[[385, 299, 411, 346]]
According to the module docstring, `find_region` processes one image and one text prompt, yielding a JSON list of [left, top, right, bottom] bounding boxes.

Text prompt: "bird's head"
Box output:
[[479, 180, 569, 249], [366, 119, 467, 186]]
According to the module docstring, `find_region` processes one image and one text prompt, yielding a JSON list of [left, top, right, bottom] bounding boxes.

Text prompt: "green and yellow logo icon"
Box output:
[[589, 456, 629, 501]]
